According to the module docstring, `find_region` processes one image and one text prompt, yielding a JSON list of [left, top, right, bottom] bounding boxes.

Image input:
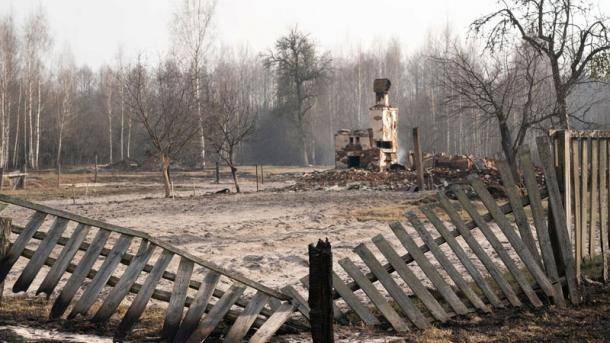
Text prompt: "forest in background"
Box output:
[[0, 1, 609, 172]]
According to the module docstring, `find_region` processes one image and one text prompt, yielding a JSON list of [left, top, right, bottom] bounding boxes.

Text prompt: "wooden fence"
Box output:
[[292, 136, 580, 332], [0, 194, 307, 342], [551, 130, 610, 283]]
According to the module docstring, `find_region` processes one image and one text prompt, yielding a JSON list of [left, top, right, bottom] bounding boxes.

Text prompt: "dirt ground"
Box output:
[[0, 166, 608, 342]]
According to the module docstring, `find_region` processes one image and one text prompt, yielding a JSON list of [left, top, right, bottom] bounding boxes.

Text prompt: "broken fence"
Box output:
[[0, 194, 307, 342], [292, 136, 581, 332]]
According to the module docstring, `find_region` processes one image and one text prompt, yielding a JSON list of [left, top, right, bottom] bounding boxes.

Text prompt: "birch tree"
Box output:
[[0, 15, 18, 168], [172, 0, 216, 168]]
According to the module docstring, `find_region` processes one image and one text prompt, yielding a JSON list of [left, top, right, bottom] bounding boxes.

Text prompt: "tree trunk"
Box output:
[[120, 85, 124, 161], [498, 119, 518, 179], [34, 77, 42, 169], [161, 153, 172, 198], [127, 117, 132, 159], [230, 165, 240, 193]]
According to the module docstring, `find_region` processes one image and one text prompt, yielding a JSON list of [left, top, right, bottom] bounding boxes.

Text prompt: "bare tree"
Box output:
[[264, 27, 331, 165], [101, 67, 114, 164], [0, 15, 18, 168], [472, 0, 610, 129], [124, 57, 199, 197], [436, 44, 555, 173], [172, 0, 216, 168], [208, 54, 257, 193], [55, 50, 76, 171]]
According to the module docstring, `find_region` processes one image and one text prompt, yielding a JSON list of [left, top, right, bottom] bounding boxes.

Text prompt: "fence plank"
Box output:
[[581, 137, 590, 259], [50, 229, 110, 319], [453, 184, 543, 307], [173, 271, 221, 343], [420, 206, 503, 309], [91, 240, 156, 324], [571, 139, 582, 280], [437, 191, 520, 307], [13, 217, 69, 293], [496, 161, 543, 265], [372, 234, 450, 321], [469, 177, 557, 303], [354, 243, 429, 329], [519, 148, 565, 306], [330, 272, 379, 325], [186, 284, 246, 342], [590, 139, 599, 258], [0, 211, 46, 283], [249, 302, 296, 343], [281, 285, 310, 321], [161, 257, 195, 340], [600, 140, 609, 282], [389, 222, 469, 315], [69, 234, 134, 318], [406, 213, 490, 313], [115, 249, 174, 340], [37, 224, 90, 296], [338, 258, 409, 332], [224, 292, 270, 343], [536, 136, 580, 304]]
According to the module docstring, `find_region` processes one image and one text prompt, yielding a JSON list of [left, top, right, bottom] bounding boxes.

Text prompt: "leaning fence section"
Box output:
[[293, 137, 579, 332], [551, 130, 610, 283], [0, 194, 305, 342]]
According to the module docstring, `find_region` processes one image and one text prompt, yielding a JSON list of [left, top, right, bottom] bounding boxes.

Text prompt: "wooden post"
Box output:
[[57, 163, 61, 188], [94, 155, 98, 184], [308, 239, 334, 343], [0, 217, 11, 302], [215, 161, 220, 184], [261, 165, 264, 184], [21, 165, 26, 190], [255, 164, 259, 192], [413, 127, 425, 191], [0, 168, 4, 191]]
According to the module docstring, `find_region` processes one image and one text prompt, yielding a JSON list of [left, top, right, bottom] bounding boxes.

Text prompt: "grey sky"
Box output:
[[1, 0, 609, 68]]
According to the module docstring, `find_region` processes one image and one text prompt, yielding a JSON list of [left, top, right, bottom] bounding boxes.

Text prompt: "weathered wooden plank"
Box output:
[[91, 240, 156, 324], [173, 271, 221, 343], [161, 257, 195, 340], [224, 292, 270, 343], [68, 234, 134, 319], [50, 229, 110, 319], [186, 284, 246, 343], [570, 139, 582, 282], [372, 235, 450, 321], [354, 243, 429, 329], [581, 137, 590, 259], [37, 224, 90, 296], [389, 222, 469, 315], [0, 193, 288, 301], [469, 177, 557, 303], [438, 191, 520, 307], [281, 285, 310, 321], [590, 139, 599, 258], [453, 183, 543, 307], [600, 140, 609, 282], [497, 161, 543, 265], [13, 217, 69, 293], [407, 212, 490, 313], [420, 206, 503, 309], [519, 148, 565, 306], [115, 249, 174, 340], [0, 211, 46, 283], [537, 136, 580, 304], [331, 272, 379, 325], [249, 302, 297, 343], [338, 258, 409, 332]]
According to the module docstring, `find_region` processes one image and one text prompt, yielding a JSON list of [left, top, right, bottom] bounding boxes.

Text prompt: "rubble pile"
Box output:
[[279, 155, 545, 195]]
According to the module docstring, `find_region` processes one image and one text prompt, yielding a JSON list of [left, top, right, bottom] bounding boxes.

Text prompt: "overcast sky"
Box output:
[[1, 0, 609, 68]]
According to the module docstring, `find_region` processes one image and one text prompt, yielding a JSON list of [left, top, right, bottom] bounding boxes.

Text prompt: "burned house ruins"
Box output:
[[335, 79, 398, 171]]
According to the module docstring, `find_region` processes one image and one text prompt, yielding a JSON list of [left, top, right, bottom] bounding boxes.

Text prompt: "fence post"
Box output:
[[308, 239, 334, 343], [0, 217, 11, 302], [413, 127, 425, 191], [215, 161, 220, 184], [94, 155, 98, 184], [0, 168, 4, 191], [261, 165, 264, 184], [256, 164, 259, 192]]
